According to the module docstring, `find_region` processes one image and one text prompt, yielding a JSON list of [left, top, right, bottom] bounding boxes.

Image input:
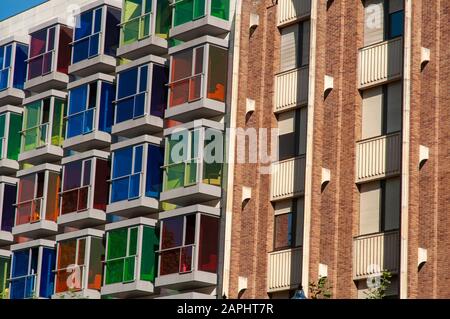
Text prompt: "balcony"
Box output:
[[58, 150, 109, 228], [12, 164, 61, 238], [24, 19, 72, 93], [101, 217, 158, 298], [356, 132, 401, 183], [353, 230, 400, 280], [64, 74, 115, 152], [0, 250, 10, 299], [68, 2, 121, 77], [52, 229, 104, 299], [9, 239, 56, 299], [358, 37, 403, 89], [106, 135, 163, 218], [274, 67, 309, 113], [169, 0, 231, 42], [277, 0, 311, 28], [160, 120, 223, 206], [0, 37, 28, 105], [117, 0, 170, 59], [267, 247, 302, 293], [155, 206, 220, 290], [112, 55, 167, 138], [165, 36, 228, 122], [0, 106, 22, 175], [18, 91, 66, 165], [271, 156, 305, 201], [156, 292, 215, 299], [0, 176, 17, 246]]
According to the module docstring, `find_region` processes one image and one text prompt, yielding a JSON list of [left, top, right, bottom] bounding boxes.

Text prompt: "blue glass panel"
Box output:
[[129, 174, 141, 198], [11, 250, 29, 277], [150, 65, 168, 118], [39, 248, 55, 298], [0, 69, 8, 91], [113, 147, 132, 178], [0, 46, 4, 67], [30, 248, 38, 274], [84, 108, 95, 133], [94, 9, 103, 33], [73, 38, 90, 63], [389, 11, 404, 39], [139, 66, 148, 93], [134, 146, 143, 173], [13, 44, 28, 90], [104, 7, 121, 56], [118, 68, 138, 98], [134, 93, 145, 117], [145, 144, 164, 198], [111, 177, 129, 202], [75, 10, 93, 40], [4, 45, 12, 68], [69, 85, 88, 115], [67, 113, 83, 138], [99, 82, 114, 132], [116, 98, 134, 123], [89, 34, 100, 57]]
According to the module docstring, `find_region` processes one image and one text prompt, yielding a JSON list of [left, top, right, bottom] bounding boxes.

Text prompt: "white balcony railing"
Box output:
[[277, 0, 311, 27], [358, 37, 403, 88], [353, 230, 400, 280], [274, 66, 309, 113], [268, 247, 302, 292], [356, 132, 401, 183], [271, 155, 305, 201]]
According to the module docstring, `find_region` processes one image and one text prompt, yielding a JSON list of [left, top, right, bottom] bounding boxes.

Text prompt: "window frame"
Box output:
[[0, 43, 13, 90], [55, 237, 87, 292], [9, 247, 40, 299], [119, 0, 155, 44], [16, 171, 48, 225], [26, 26, 58, 80], [21, 98, 54, 152], [273, 200, 298, 251]]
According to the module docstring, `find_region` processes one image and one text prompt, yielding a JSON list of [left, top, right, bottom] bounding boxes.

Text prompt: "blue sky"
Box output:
[[0, 0, 48, 21]]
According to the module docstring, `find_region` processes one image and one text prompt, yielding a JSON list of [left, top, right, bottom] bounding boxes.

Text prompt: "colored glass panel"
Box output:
[[88, 237, 104, 290], [39, 248, 56, 298], [51, 98, 65, 146], [211, 0, 229, 20], [10, 248, 39, 299], [207, 45, 227, 102], [73, 8, 102, 63], [0, 114, 4, 158], [1, 184, 16, 232], [0, 257, 10, 299], [7, 113, 22, 160], [140, 226, 158, 282], [173, 0, 205, 27], [13, 44, 28, 90], [198, 215, 219, 273]]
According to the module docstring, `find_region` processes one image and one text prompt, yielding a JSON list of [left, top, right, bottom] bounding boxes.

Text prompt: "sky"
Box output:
[[0, 0, 48, 21]]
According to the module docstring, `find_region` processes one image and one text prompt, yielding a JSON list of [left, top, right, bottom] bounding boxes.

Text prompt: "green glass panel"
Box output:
[[23, 101, 41, 152], [105, 259, 124, 284], [122, 0, 142, 45], [204, 162, 222, 186], [51, 99, 65, 146], [173, 0, 194, 26], [193, 0, 206, 19], [211, 0, 229, 20], [128, 227, 138, 256], [141, 13, 151, 38], [0, 257, 10, 299], [140, 226, 158, 282], [124, 0, 142, 21], [165, 163, 185, 191], [7, 113, 22, 160], [155, 0, 170, 38], [123, 256, 135, 282], [107, 229, 127, 259], [185, 159, 197, 185], [0, 114, 5, 159]]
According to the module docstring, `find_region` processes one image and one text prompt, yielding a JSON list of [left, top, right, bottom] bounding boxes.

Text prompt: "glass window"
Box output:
[[121, 0, 154, 45], [16, 173, 42, 225], [198, 215, 219, 272], [61, 159, 92, 215], [10, 248, 41, 299], [173, 0, 205, 27], [274, 213, 294, 250], [28, 27, 55, 80], [116, 65, 148, 123], [0, 114, 5, 158], [389, 10, 404, 39], [111, 145, 144, 202], [73, 8, 102, 63], [7, 113, 23, 161], [105, 227, 139, 284], [51, 98, 66, 147], [0, 257, 10, 299], [67, 83, 98, 138], [140, 226, 158, 282], [0, 44, 12, 90], [55, 238, 86, 293], [1, 184, 16, 232], [13, 44, 28, 90], [207, 45, 227, 102]]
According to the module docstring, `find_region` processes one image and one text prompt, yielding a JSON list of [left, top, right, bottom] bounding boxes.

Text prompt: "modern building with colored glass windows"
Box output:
[[0, 0, 449, 300]]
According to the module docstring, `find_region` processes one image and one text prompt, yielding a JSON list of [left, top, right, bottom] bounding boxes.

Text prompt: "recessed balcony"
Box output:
[[0, 37, 28, 106], [68, 2, 121, 77], [117, 0, 170, 59], [64, 74, 115, 152], [101, 217, 159, 298], [0, 176, 17, 246], [165, 36, 228, 122], [24, 19, 72, 93], [12, 164, 61, 238], [358, 37, 403, 89], [160, 120, 223, 206], [0, 250, 10, 299], [271, 156, 306, 201], [0, 105, 22, 175], [353, 230, 400, 280], [106, 135, 163, 218], [52, 229, 105, 299], [277, 0, 311, 28], [18, 90, 66, 165], [356, 132, 402, 183], [112, 55, 167, 138], [9, 239, 56, 299], [155, 206, 220, 290], [169, 0, 231, 42], [267, 246, 302, 293], [58, 150, 109, 229]]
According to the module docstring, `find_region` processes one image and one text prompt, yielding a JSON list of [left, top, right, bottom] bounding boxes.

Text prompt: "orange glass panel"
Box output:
[[45, 172, 60, 222]]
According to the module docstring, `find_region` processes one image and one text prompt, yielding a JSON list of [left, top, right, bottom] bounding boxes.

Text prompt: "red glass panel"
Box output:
[[198, 215, 219, 273], [180, 246, 193, 273], [189, 75, 202, 101], [170, 80, 189, 107], [78, 187, 89, 211], [30, 30, 47, 57], [159, 249, 180, 276], [93, 159, 109, 211], [61, 190, 78, 215], [171, 50, 192, 81], [45, 173, 60, 222], [185, 215, 196, 245], [57, 26, 73, 74]]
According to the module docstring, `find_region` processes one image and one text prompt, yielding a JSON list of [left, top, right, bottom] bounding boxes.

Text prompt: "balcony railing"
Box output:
[[271, 156, 305, 201], [353, 230, 400, 280], [54, 264, 86, 293], [27, 50, 55, 80], [158, 244, 195, 276], [15, 197, 44, 225], [356, 132, 401, 183], [358, 37, 403, 89], [274, 66, 309, 113], [60, 185, 91, 215], [104, 254, 138, 284], [277, 0, 311, 27], [21, 123, 50, 152], [120, 12, 153, 45], [268, 247, 302, 292], [8, 273, 37, 299]]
